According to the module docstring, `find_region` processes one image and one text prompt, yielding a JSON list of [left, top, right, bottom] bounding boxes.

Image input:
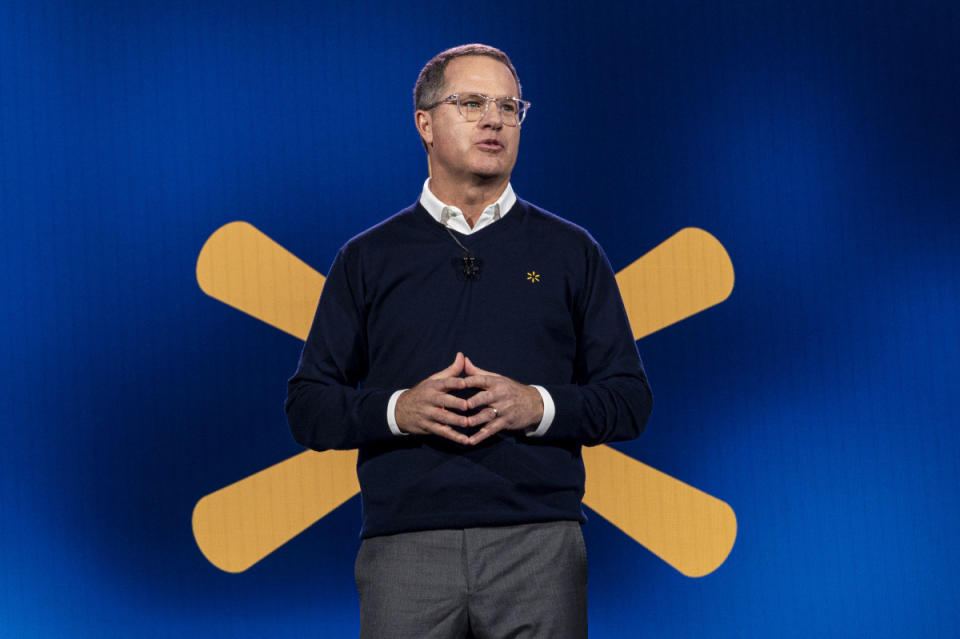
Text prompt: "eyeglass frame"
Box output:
[[424, 93, 531, 126]]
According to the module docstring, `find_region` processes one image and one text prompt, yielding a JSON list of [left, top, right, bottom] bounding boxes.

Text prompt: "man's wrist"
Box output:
[[525, 385, 555, 437], [387, 389, 409, 436]]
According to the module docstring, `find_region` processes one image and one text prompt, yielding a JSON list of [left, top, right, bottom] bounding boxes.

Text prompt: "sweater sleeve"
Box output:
[[285, 246, 396, 451], [539, 241, 653, 446]]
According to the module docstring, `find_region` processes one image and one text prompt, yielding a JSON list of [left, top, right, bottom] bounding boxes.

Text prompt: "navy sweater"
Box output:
[[286, 199, 652, 538]]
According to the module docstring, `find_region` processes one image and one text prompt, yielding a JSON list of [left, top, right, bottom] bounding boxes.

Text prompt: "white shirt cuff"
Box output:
[[525, 385, 555, 437], [387, 389, 409, 436]]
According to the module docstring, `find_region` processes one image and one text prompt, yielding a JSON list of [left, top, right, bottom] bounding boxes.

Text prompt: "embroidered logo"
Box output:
[[526, 271, 541, 283]]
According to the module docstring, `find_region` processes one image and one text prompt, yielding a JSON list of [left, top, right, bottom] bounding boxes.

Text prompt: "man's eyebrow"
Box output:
[[459, 91, 519, 98]]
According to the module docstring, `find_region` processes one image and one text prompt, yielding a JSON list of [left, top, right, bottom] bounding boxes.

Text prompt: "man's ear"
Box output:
[[415, 110, 433, 147]]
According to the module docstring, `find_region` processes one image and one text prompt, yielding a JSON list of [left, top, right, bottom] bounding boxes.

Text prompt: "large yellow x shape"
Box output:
[[192, 222, 737, 577]]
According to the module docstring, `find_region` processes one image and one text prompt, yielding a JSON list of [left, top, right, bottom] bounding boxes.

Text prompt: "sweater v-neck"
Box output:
[[412, 199, 526, 249]]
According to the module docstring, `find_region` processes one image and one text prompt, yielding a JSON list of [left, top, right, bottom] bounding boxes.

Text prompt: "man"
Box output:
[[286, 43, 652, 639]]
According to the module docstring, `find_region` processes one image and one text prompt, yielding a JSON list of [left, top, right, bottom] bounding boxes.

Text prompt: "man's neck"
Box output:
[[428, 173, 510, 228]]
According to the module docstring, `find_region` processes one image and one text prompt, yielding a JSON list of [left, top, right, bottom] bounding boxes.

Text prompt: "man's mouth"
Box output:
[[476, 139, 503, 151]]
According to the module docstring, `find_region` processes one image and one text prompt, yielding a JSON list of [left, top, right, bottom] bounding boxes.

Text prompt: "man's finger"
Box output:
[[433, 377, 468, 393], [465, 389, 496, 410], [430, 352, 465, 380], [429, 406, 469, 428], [467, 419, 506, 445], [435, 391, 470, 412], [462, 374, 498, 390], [425, 422, 471, 445], [466, 405, 498, 428], [463, 356, 494, 377]]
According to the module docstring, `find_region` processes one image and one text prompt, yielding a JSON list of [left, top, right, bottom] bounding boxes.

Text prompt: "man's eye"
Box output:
[[463, 99, 483, 109], [500, 101, 517, 113]]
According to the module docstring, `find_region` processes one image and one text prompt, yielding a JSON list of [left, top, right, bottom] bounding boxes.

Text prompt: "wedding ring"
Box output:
[[491, 407, 499, 418]]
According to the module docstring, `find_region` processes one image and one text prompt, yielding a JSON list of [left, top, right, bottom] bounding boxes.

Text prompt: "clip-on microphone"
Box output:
[[445, 227, 482, 281], [460, 251, 481, 280]]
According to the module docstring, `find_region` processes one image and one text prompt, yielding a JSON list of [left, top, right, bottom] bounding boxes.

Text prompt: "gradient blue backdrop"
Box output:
[[2, 0, 958, 636]]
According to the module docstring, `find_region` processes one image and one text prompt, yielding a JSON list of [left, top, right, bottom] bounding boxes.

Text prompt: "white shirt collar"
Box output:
[[419, 178, 517, 235]]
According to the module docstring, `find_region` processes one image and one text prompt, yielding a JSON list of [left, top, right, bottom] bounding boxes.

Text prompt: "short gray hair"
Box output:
[[413, 43, 522, 112]]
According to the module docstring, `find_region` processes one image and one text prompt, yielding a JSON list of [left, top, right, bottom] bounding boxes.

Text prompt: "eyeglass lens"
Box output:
[[458, 94, 524, 125]]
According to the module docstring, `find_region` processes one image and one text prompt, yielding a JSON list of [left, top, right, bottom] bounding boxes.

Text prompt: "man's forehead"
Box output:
[[444, 56, 519, 95]]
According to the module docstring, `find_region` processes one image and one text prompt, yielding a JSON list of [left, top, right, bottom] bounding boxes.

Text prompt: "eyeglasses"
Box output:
[[426, 93, 531, 126]]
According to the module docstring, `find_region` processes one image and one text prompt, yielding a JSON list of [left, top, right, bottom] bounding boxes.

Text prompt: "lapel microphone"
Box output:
[[460, 250, 481, 280], [445, 227, 482, 281]]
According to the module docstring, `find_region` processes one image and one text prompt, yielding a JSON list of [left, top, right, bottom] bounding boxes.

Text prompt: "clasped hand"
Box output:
[[394, 352, 544, 446]]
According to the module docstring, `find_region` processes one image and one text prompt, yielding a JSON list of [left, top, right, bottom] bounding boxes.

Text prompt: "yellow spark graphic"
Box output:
[[193, 222, 736, 577], [526, 271, 541, 283]]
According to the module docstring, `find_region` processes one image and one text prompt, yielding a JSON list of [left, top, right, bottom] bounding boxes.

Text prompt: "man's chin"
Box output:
[[469, 160, 514, 181]]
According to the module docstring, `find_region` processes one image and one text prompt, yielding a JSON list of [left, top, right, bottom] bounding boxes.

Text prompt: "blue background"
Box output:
[[2, 0, 958, 636]]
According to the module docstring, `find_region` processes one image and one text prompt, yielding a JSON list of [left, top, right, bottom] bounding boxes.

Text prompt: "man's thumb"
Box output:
[[437, 351, 464, 377]]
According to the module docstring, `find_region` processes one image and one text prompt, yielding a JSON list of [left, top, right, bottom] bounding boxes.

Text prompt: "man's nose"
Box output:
[[478, 100, 503, 128]]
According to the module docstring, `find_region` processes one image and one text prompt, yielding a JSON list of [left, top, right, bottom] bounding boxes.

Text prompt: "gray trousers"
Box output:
[[355, 521, 588, 639]]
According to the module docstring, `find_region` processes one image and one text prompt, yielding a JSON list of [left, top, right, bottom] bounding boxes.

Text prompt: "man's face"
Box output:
[[419, 56, 522, 184]]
